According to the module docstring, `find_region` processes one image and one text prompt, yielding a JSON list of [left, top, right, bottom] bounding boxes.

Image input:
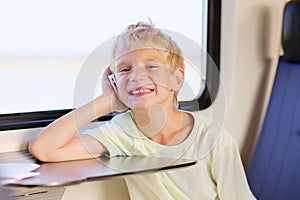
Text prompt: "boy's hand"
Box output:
[[100, 66, 128, 112]]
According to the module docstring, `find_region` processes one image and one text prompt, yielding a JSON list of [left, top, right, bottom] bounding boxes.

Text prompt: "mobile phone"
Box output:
[[108, 74, 118, 93]]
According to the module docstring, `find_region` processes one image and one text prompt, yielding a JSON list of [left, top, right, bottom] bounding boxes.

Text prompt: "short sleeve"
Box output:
[[80, 113, 138, 157], [211, 131, 257, 200]]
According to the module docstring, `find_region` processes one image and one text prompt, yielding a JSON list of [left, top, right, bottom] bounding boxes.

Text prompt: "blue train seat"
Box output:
[[247, 1, 300, 200]]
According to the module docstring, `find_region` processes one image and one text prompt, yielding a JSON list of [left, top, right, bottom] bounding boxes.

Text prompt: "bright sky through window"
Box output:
[[0, 0, 207, 114]]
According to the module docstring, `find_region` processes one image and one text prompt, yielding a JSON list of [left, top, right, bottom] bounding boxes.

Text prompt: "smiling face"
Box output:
[[111, 48, 178, 111], [109, 22, 185, 111]]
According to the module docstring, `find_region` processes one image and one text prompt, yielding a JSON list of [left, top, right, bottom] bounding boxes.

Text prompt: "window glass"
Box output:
[[0, 0, 207, 114]]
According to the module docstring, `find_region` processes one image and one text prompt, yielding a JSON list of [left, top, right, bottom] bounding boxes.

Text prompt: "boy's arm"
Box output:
[[212, 132, 256, 200], [29, 94, 112, 162], [29, 67, 126, 162]]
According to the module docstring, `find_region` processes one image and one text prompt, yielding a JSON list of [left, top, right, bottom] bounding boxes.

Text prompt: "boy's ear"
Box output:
[[171, 68, 184, 92]]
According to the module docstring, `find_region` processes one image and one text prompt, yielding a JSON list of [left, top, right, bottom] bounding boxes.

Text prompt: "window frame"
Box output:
[[0, 0, 221, 131]]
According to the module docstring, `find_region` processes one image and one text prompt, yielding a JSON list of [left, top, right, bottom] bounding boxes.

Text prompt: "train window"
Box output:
[[0, 0, 220, 130]]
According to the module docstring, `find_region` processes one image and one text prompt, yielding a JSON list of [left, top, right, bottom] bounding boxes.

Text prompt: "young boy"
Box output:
[[29, 22, 256, 199]]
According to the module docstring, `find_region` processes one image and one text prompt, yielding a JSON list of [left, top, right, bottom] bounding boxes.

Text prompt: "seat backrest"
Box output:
[[247, 1, 300, 200]]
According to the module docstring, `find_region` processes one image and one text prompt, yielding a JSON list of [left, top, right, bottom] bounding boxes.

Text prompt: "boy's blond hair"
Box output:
[[112, 22, 184, 72]]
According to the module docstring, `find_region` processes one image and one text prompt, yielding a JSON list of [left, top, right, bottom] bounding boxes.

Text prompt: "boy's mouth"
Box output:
[[129, 87, 154, 95]]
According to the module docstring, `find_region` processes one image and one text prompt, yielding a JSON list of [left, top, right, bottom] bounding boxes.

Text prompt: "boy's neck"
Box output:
[[130, 106, 193, 145]]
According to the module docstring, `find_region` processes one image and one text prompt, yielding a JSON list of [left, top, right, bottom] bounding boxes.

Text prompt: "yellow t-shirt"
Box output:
[[83, 111, 256, 200]]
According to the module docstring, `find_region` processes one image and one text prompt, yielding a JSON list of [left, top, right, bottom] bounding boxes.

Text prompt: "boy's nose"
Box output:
[[130, 66, 147, 81]]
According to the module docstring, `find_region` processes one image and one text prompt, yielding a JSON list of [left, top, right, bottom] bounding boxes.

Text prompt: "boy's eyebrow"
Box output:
[[144, 57, 161, 62], [115, 62, 128, 69], [141, 56, 165, 64], [115, 57, 162, 67]]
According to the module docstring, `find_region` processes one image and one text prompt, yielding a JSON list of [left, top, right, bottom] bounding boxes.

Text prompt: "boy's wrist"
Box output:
[[94, 93, 114, 117]]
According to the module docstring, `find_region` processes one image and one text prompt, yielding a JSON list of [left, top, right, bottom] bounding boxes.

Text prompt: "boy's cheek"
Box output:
[[153, 76, 172, 89]]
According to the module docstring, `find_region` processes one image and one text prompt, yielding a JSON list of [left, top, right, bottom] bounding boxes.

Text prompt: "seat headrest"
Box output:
[[282, 0, 300, 62]]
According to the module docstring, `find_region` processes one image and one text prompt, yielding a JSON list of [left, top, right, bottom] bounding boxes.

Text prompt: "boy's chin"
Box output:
[[130, 103, 167, 113], [129, 103, 153, 111], [130, 105, 152, 111]]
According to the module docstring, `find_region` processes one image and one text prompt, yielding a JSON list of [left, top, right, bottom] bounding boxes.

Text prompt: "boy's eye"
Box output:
[[119, 67, 131, 72], [146, 65, 159, 69]]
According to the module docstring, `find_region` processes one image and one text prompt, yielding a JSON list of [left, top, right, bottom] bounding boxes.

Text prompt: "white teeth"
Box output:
[[132, 89, 151, 95]]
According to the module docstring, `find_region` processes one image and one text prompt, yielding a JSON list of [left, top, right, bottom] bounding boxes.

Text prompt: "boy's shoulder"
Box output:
[[110, 111, 132, 123], [189, 111, 234, 159]]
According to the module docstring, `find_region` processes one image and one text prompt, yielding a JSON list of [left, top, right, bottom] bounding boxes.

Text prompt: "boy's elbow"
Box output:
[[28, 140, 54, 162]]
